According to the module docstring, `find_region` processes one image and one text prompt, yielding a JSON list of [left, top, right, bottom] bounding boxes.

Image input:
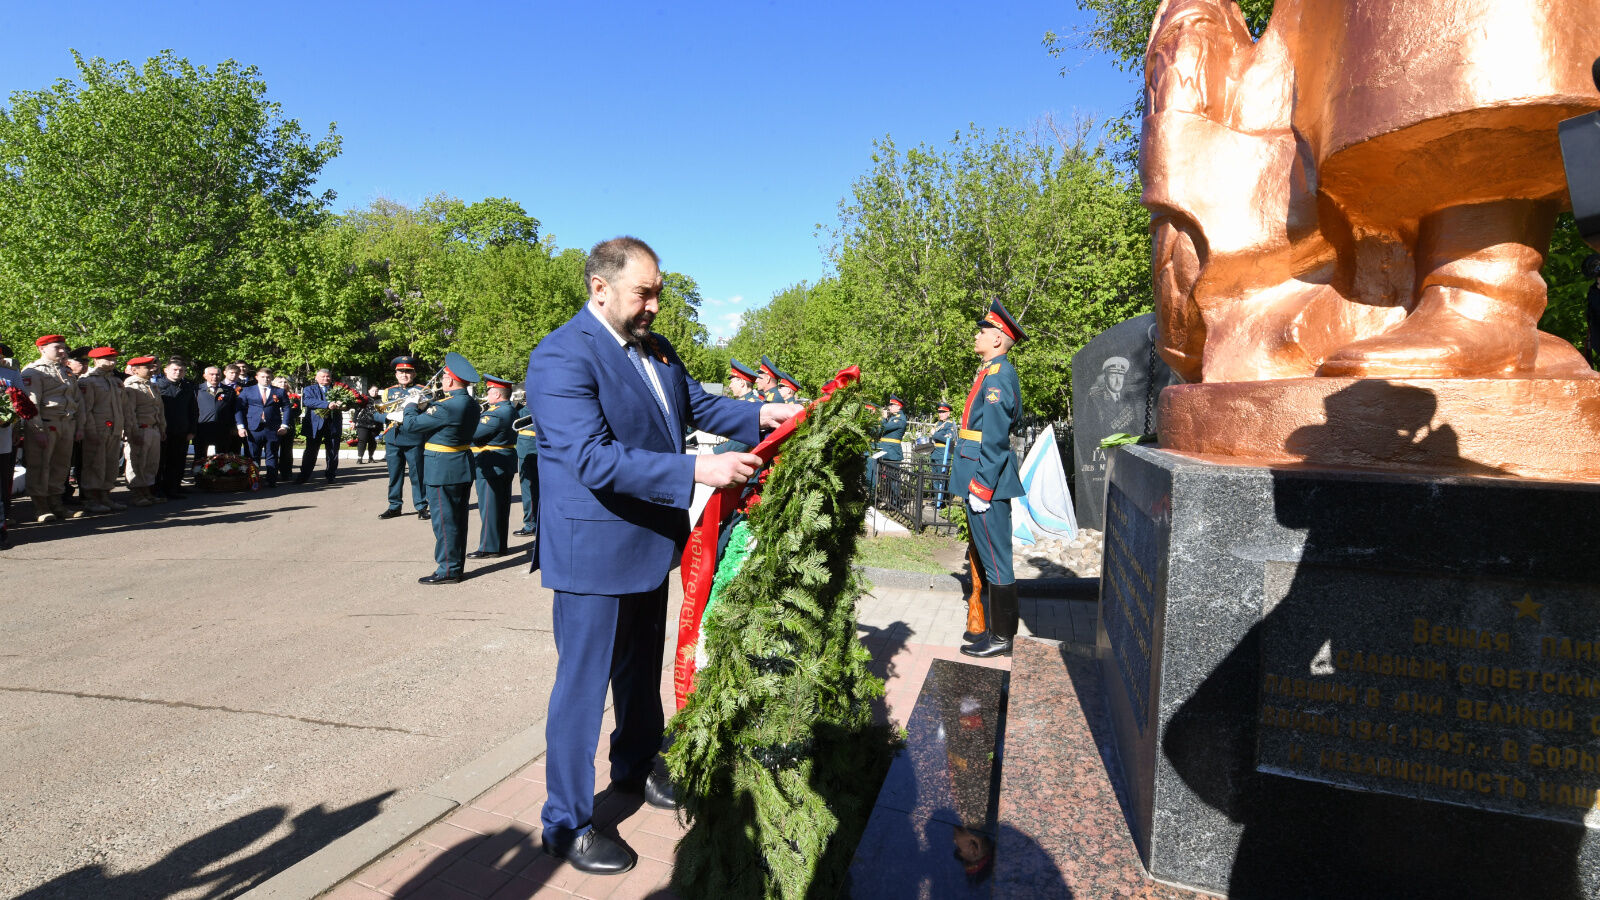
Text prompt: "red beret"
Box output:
[[87, 347, 119, 359], [128, 355, 157, 366], [36, 334, 64, 347]]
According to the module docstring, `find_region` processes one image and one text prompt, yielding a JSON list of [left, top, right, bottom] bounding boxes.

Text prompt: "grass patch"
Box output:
[[855, 532, 962, 575]]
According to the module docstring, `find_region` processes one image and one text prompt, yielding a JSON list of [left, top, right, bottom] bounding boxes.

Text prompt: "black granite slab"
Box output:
[[1098, 445, 1600, 899], [848, 658, 1007, 898], [1069, 313, 1181, 529]]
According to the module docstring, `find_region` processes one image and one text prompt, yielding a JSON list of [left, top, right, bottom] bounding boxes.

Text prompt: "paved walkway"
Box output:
[[310, 584, 1099, 900]]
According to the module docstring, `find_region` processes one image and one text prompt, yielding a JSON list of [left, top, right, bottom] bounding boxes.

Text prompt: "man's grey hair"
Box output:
[[584, 236, 659, 297], [316, 368, 332, 377]]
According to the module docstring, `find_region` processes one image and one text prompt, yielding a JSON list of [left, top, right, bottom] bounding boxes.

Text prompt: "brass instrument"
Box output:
[[374, 371, 442, 423]]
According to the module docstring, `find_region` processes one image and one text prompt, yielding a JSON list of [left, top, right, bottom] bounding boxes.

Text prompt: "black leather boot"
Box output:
[[961, 582, 1017, 658]]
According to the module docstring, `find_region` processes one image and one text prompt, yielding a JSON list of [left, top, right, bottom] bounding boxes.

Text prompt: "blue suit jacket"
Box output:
[[299, 382, 343, 438], [234, 384, 292, 436], [528, 306, 761, 595]]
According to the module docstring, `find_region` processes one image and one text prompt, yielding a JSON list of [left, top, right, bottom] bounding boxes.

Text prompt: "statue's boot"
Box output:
[[963, 543, 987, 643], [1318, 200, 1552, 378]]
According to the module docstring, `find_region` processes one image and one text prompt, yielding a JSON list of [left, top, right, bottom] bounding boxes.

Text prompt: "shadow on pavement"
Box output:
[[16, 791, 393, 900]]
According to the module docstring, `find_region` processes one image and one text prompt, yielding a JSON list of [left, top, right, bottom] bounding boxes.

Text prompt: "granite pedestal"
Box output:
[[1098, 445, 1600, 899]]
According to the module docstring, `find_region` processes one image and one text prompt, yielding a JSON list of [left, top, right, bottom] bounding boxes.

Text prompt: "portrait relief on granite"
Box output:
[[1141, 0, 1600, 480]]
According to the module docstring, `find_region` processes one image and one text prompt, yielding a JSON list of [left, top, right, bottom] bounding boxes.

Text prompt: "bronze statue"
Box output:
[[1143, 0, 1600, 480], [1144, 0, 1600, 382]]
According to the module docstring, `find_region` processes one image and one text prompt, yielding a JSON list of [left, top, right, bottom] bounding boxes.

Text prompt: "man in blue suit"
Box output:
[[296, 368, 345, 484], [527, 236, 800, 876], [233, 367, 291, 488]]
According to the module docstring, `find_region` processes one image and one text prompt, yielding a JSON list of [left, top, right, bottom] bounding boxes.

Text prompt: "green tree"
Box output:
[[0, 50, 340, 361], [814, 127, 1151, 419]]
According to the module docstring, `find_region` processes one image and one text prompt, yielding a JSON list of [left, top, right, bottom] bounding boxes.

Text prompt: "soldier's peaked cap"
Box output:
[[483, 374, 513, 390], [759, 356, 780, 379], [442, 351, 479, 383], [730, 358, 756, 382], [977, 298, 1026, 342], [778, 370, 801, 391], [392, 355, 418, 370]]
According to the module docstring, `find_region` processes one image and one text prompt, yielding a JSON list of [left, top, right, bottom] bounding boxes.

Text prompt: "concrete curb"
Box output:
[[242, 719, 551, 899], [858, 565, 1099, 599]]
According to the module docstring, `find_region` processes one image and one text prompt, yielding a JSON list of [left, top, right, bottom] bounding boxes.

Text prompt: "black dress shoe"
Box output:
[[615, 772, 681, 810], [466, 550, 505, 559], [543, 829, 635, 876], [513, 527, 536, 536], [960, 634, 1014, 659], [378, 508, 403, 519], [417, 509, 431, 520], [961, 630, 984, 643], [418, 573, 462, 585]]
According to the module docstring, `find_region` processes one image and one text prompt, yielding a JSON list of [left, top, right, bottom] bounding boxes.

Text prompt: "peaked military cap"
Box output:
[[778, 370, 801, 392], [729, 358, 757, 382], [759, 356, 780, 381], [392, 355, 418, 371], [483, 374, 513, 390], [442, 351, 479, 383], [936, 401, 952, 412], [977, 298, 1026, 342]]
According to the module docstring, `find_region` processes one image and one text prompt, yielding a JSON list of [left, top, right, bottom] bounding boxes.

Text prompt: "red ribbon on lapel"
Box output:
[[673, 365, 861, 709]]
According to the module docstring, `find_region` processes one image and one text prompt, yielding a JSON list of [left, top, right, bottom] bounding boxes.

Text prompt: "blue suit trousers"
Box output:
[[540, 581, 668, 849]]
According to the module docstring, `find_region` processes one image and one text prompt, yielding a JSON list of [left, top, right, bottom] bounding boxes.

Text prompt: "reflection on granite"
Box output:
[[995, 637, 1204, 899], [848, 659, 1007, 898]]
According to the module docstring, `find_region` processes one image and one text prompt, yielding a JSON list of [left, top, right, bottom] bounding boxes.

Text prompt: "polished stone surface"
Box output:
[[996, 637, 1201, 899], [848, 659, 1007, 898], [1100, 445, 1600, 898]]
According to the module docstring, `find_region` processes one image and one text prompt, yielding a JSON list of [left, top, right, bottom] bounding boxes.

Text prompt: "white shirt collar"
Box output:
[[587, 302, 634, 349]]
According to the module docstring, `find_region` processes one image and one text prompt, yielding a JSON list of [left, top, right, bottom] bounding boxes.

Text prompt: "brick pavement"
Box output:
[[318, 584, 1098, 900]]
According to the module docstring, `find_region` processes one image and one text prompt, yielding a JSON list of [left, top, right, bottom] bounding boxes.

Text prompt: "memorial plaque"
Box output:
[[1070, 313, 1180, 530], [1101, 482, 1161, 734], [1256, 564, 1600, 825]]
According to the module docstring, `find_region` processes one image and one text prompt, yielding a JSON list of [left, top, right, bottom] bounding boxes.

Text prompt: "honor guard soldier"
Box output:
[[378, 356, 429, 520], [878, 395, 907, 462], [952, 299, 1027, 659], [777, 369, 805, 403], [20, 335, 84, 521], [714, 359, 764, 455], [728, 358, 761, 401], [756, 356, 784, 402], [469, 375, 518, 559], [397, 351, 481, 584], [123, 356, 167, 507], [513, 392, 539, 538], [929, 401, 956, 507], [78, 347, 129, 514]]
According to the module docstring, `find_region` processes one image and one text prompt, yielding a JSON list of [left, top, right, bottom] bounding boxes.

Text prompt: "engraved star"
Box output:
[[1510, 593, 1543, 623]]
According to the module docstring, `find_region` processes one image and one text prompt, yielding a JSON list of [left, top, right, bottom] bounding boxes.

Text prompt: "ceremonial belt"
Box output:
[[425, 442, 468, 452], [879, 437, 902, 444], [472, 444, 514, 452], [517, 429, 538, 437], [959, 428, 982, 441]]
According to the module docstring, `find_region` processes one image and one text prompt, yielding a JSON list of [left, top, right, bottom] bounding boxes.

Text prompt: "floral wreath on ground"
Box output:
[[198, 454, 262, 490]]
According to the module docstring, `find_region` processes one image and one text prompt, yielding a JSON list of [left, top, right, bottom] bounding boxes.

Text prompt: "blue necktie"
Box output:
[[627, 344, 673, 440]]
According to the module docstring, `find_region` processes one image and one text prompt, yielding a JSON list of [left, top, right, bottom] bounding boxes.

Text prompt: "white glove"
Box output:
[[968, 496, 990, 514]]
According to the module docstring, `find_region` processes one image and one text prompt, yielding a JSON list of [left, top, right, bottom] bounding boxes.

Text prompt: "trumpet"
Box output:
[[375, 371, 442, 420]]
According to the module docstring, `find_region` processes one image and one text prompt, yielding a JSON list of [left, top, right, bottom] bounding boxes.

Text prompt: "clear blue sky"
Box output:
[[1, 1, 1136, 340]]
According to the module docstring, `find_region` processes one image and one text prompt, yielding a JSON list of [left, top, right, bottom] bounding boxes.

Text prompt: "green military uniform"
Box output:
[[397, 353, 480, 581], [381, 357, 428, 517], [717, 358, 764, 455], [953, 298, 1027, 659], [514, 403, 539, 537], [470, 388, 517, 556], [877, 404, 906, 462]]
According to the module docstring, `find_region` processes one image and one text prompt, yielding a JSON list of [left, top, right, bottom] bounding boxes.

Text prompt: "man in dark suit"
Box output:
[[397, 352, 480, 584], [296, 368, 345, 484], [234, 367, 291, 487], [153, 357, 198, 500], [194, 365, 238, 468], [527, 236, 801, 876]]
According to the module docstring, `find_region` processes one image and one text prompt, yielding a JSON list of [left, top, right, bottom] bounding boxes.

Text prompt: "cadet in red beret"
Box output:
[[122, 357, 167, 507], [20, 335, 83, 521], [78, 348, 129, 514]]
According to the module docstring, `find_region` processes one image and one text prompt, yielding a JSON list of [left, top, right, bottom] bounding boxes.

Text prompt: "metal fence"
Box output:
[[871, 456, 961, 536]]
